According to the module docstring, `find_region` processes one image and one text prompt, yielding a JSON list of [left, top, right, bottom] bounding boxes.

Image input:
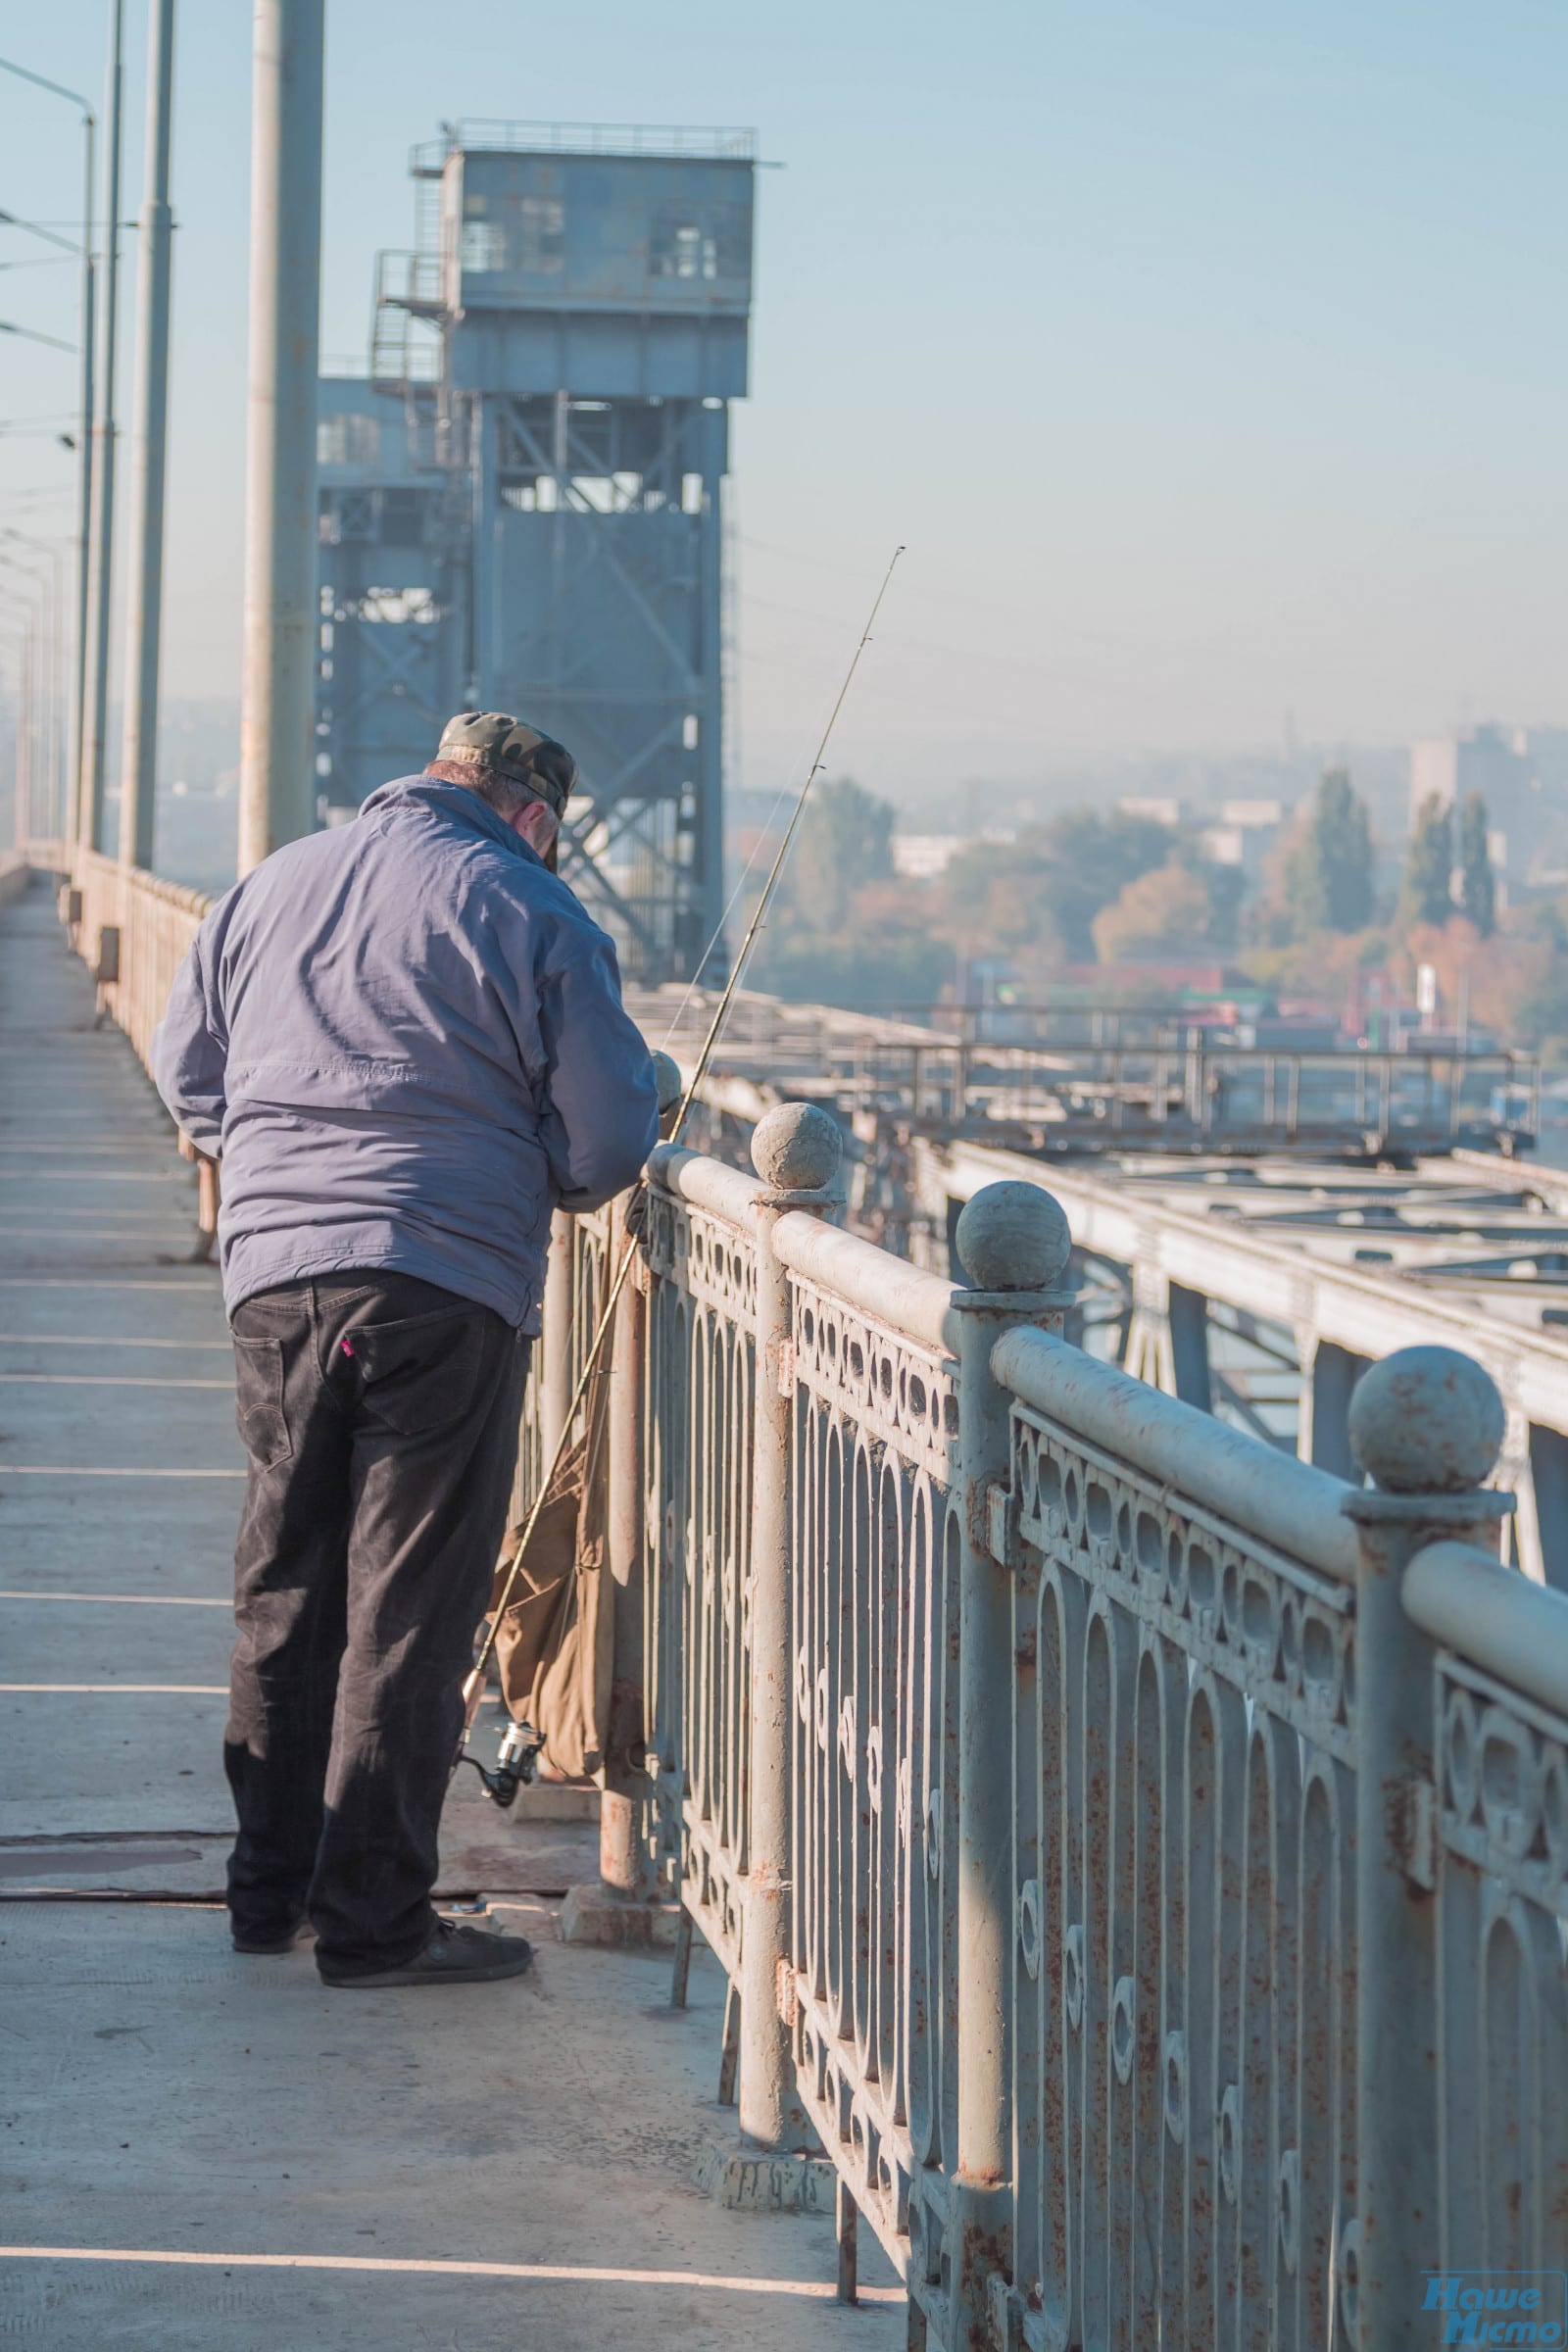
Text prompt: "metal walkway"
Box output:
[[0, 880, 901, 2349]]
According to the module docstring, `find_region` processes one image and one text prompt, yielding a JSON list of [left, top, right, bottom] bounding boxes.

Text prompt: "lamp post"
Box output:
[[4, 531, 69, 840], [0, 56, 96, 848], [0, 552, 63, 843], [82, 0, 125, 854], [237, 0, 325, 874], [0, 582, 45, 845], [118, 0, 175, 873]]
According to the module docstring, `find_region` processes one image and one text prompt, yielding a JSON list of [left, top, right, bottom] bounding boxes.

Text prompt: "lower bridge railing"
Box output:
[[536, 1101, 1568, 2349], [57, 844, 211, 1067], [31, 845, 220, 1250]]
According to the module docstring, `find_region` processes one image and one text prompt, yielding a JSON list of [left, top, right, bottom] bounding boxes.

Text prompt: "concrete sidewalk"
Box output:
[[0, 878, 904, 2350]]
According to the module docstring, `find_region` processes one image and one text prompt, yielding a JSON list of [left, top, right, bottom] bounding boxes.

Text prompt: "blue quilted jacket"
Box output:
[[152, 776, 659, 1329]]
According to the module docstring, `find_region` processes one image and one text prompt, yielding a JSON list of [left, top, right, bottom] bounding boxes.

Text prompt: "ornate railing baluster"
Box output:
[[514, 1130, 1568, 2350]]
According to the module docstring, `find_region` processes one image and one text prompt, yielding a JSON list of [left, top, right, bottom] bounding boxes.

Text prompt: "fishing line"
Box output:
[[654, 642, 858, 1051], [457, 543, 905, 1778]]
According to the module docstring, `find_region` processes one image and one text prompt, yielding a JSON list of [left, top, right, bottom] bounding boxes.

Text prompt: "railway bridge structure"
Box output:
[[3, 845, 1566, 2351]]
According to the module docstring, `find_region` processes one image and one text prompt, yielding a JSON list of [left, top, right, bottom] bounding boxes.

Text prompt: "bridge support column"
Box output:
[[1297, 1333, 1368, 1477], [1124, 1265, 1212, 1409], [948, 1181, 1075, 2352], [1344, 1348, 1510, 2349]]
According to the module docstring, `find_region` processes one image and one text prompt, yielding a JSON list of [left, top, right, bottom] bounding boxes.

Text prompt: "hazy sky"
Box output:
[[1, 0, 1563, 806]]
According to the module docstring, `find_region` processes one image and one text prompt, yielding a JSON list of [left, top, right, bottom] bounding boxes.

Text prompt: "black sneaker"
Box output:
[[232, 1914, 305, 1955], [318, 1918, 535, 1989]]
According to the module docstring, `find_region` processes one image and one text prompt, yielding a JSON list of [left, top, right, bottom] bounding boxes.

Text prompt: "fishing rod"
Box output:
[[456, 542, 906, 1799]]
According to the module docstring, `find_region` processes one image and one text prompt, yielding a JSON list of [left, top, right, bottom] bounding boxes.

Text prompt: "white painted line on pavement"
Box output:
[[0, 1467, 244, 1478], [0, 1170, 185, 1181], [0, 1591, 228, 1606], [0, 2247, 904, 2302], [0, 1206, 189, 1218], [0, 1684, 228, 1692], [0, 1374, 230, 1388], [0, 1229, 191, 1240], [0, 1334, 230, 1348], [0, 1279, 218, 1292]]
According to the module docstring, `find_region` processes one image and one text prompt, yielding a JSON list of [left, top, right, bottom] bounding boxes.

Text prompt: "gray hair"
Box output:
[[424, 758, 553, 824]]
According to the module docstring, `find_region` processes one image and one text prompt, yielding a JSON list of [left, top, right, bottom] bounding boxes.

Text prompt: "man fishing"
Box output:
[[152, 711, 661, 1988]]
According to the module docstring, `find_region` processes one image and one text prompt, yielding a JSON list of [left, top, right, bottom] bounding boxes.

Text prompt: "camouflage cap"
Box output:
[[434, 710, 576, 818]]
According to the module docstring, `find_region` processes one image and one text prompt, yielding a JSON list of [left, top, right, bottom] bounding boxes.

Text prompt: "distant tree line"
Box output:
[[749, 765, 1524, 1034], [749, 781, 1244, 1003]]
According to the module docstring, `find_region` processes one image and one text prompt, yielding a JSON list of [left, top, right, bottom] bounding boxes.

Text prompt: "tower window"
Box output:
[[461, 217, 507, 272], [512, 194, 564, 273], [652, 211, 715, 281], [318, 413, 381, 466]]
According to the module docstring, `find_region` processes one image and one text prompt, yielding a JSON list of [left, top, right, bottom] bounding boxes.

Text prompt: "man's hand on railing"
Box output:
[[622, 1182, 651, 1243]]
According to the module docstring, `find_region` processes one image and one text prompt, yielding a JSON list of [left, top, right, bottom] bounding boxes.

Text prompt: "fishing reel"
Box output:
[[460, 1716, 546, 1809]]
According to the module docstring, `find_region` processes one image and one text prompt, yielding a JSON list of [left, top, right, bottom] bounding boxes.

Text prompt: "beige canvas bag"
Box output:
[[485, 1370, 612, 1783]]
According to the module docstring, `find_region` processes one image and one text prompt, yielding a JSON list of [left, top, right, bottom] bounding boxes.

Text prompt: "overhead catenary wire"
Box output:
[[458, 542, 906, 1753]]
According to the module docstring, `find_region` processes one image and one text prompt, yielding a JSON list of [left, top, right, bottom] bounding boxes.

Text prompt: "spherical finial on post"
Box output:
[[1348, 1345, 1505, 1494], [955, 1181, 1072, 1294], [750, 1102, 843, 1195]]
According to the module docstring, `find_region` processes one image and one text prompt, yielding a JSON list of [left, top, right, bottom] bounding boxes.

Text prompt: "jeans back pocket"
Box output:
[[348, 1307, 485, 1440], [231, 1332, 292, 1471]]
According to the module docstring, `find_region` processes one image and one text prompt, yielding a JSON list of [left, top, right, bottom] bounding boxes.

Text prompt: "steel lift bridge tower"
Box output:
[[316, 122, 756, 978]]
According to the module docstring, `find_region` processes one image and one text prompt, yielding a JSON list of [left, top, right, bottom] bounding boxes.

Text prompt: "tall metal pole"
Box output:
[[72, 115, 96, 848], [237, 0, 324, 875], [119, 0, 176, 872], [4, 537, 68, 845], [83, 0, 124, 853], [0, 62, 97, 853], [22, 627, 34, 848]]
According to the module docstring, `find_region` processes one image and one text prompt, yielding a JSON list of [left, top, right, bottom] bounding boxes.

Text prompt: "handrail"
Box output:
[[770, 1207, 957, 1356], [647, 1140, 761, 1230], [74, 841, 211, 919], [1404, 1537, 1568, 1717], [993, 1320, 1362, 1581]]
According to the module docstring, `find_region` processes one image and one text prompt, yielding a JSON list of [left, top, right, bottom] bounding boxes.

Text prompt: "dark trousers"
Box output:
[[225, 1271, 529, 1974]]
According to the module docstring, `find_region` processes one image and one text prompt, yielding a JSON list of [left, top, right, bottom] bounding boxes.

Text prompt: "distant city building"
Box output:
[[892, 829, 1013, 880], [1117, 795, 1185, 827], [1221, 798, 1286, 830], [892, 833, 965, 880], [1408, 724, 1568, 891], [1200, 799, 1288, 879]]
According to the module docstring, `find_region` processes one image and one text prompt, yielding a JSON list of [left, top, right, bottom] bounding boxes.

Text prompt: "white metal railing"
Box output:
[[1402, 1540, 1568, 2288], [993, 1323, 1358, 2348], [639, 1147, 764, 1979], [33, 846, 216, 1244], [537, 1106, 1568, 2343], [60, 844, 212, 1070]]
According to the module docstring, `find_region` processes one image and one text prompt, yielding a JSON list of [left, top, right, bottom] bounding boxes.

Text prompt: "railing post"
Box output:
[[949, 1180, 1074, 2352], [600, 1051, 682, 1903], [598, 1184, 656, 1900], [1344, 1345, 1510, 2348], [538, 1210, 574, 1464], [740, 1101, 843, 2150]]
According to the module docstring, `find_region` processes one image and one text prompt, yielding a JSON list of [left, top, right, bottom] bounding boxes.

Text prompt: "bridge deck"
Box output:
[[0, 881, 898, 2347]]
